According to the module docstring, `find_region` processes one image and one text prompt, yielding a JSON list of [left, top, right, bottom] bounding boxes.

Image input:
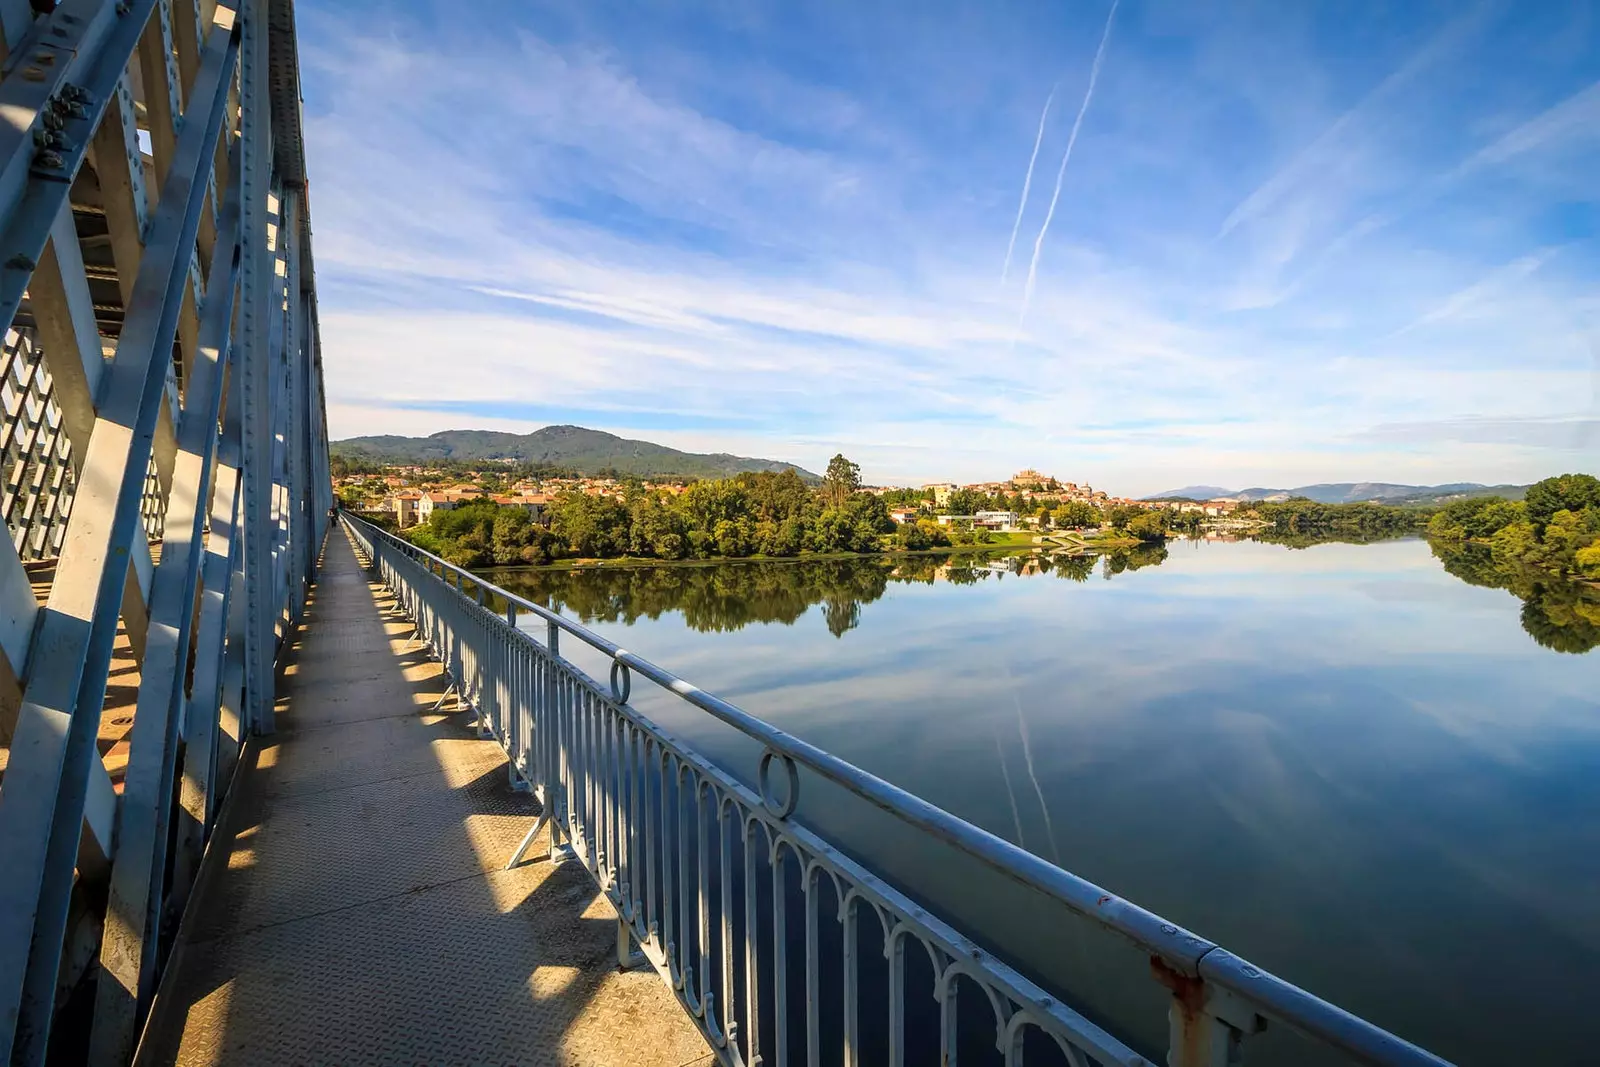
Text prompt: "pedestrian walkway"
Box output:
[[137, 532, 712, 1066]]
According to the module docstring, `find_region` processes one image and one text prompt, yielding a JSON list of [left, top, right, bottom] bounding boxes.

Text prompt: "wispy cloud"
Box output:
[[1356, 415, 1599, 450], [1460, 79, 1600, 172], [299, 2, 1600, 494], [1391, 251, 1557, 336]]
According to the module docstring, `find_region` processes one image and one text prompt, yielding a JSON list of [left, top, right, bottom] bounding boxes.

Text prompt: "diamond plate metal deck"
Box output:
[[136, 535, 713, 1067]]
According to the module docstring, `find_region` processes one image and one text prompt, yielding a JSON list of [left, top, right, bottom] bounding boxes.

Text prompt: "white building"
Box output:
[[973, 510, 1019, 530]]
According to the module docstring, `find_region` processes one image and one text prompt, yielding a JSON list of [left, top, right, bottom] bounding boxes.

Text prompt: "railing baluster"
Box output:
[[941, 959, 959, 1067], [661, 753, 680, 986], [719, 796, 737, 1054], [887, 931, 905, 1067], [843, 893, 860, 1067], [805, 864, 821, 1067], [773, 842, 791, 1067], [678, 759, 696, 1001], [697, 779, 714, 1031], [744, 817, 763, 1067]]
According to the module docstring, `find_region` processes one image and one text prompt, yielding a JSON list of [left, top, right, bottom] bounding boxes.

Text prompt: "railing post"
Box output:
[[1154, 960, 1264, 1067]]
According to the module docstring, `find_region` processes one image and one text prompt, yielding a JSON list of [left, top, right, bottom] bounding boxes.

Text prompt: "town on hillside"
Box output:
[[333, 460, 1244, 535]]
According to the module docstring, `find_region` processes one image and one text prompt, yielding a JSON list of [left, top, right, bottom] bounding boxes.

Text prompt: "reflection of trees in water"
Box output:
[[1431, 542, 1600, 654], [1102, 544, 1168, 577], [489, 542, 1598, 653], [821, 597, 861, 637], [1254, 529, 1406, 549], [490, 552, 1114, 636], [493, 557, 897, 636]]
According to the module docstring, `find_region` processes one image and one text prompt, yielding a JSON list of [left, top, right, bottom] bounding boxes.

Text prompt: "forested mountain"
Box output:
[[331, 425, 818, 481]]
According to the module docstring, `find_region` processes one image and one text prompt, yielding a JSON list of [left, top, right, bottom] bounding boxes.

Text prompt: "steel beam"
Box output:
[[89, 159, 241, 1063], [238, 0, 273, 736], [166, 394, 241, 924]]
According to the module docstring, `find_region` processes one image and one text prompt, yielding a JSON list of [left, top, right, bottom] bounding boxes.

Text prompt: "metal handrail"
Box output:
[[342, 513, 1452, 1067]]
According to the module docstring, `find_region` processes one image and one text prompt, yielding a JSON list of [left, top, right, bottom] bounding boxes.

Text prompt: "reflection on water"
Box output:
[[1430, 540, 1600, 654], [494, 537, 1599, 653], [487, 537, 1600, 1065]]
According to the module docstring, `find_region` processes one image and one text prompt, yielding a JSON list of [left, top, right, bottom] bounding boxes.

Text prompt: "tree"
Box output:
[[491, 508, 533, 565], [894, 521, 933, 550], [823, 454, 862, 508], [1104, 504, 1143, 529], [1126, 511, 1169, 542], [843, 491, 894, 534], [739, 469, 813, 524], [946, 489, 985, 516], [1429, 496, 1526, 541], [550, 492, 630, 557], [1524, 474, 1600, 530], [629, 496, 689, 559], [1051, 501, 1100, 528]]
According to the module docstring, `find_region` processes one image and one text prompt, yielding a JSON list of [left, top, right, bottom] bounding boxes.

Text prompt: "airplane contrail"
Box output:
[[1001, 86, 1056, 283], [1018, 0, 1121, 327]]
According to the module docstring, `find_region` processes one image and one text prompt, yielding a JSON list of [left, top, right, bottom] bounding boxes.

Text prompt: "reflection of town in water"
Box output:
[[490, 537, 1600, 653]]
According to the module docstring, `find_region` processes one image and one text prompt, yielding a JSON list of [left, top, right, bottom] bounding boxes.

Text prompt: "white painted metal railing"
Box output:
[[0, 2, 330, 1063], [344, 515, 1454, 1067]]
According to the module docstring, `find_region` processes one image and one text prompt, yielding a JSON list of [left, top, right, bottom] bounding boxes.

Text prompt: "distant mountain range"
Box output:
[[331, 425, 819, 481], [1145, 482, 1530, 506]]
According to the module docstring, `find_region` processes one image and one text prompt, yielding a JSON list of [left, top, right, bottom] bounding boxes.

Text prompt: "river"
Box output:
[[487, 536, 1600, 1066]]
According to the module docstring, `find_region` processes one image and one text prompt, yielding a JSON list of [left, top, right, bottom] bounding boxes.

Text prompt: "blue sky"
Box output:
[[301, 0, 1599, 494]]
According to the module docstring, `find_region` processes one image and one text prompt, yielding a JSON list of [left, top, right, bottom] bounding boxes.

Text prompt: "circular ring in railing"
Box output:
[[609, 660, 632, 704], [758, 749, 800, 819]]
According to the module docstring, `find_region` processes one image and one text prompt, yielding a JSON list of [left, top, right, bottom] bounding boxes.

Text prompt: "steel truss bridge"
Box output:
[[0, 2, 1455, 1066]]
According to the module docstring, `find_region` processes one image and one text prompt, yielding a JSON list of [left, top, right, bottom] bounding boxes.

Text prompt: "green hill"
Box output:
[[331, 425, 819, 481]]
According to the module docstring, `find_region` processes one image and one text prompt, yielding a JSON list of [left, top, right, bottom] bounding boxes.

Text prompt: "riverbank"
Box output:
[[481, 530, 1135, 573]]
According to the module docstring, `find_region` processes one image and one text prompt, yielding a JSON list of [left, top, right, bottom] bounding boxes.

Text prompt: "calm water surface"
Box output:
[[491, 538, 1600, 1066]]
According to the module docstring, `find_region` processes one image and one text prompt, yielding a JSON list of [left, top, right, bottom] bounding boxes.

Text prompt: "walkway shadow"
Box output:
[[137, 533, 711, 1067]]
